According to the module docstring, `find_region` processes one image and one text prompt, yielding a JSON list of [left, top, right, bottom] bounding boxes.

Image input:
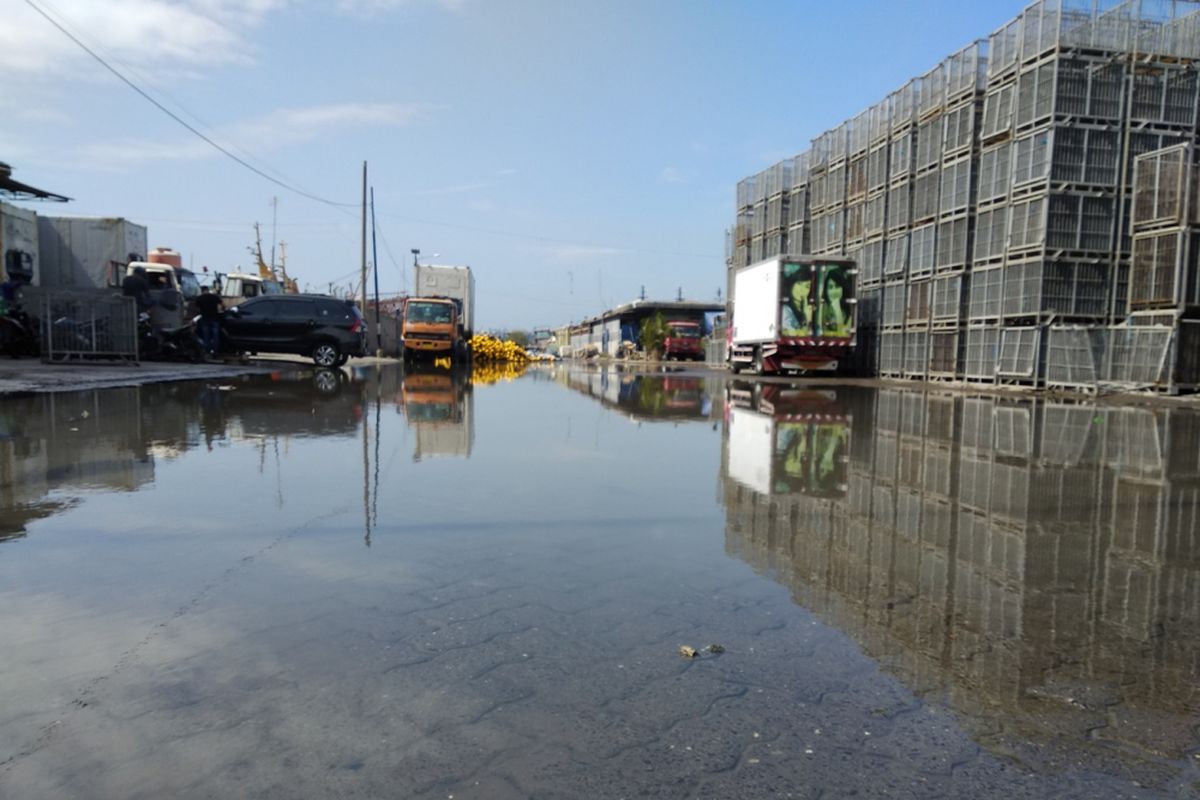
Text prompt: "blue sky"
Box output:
[[5, 0, 1019, 330]]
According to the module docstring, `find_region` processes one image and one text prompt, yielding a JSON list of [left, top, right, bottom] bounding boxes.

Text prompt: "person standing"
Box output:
[[121, 266, 153, 312], [195, 284, 224, 355]]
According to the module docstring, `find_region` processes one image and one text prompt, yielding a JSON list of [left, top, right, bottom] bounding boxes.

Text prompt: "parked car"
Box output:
[[219, 294, 366, 367]]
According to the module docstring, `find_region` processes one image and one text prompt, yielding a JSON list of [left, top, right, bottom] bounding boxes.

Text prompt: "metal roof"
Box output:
[[578, 299, 725, 327], [0, 162, 70, 202]]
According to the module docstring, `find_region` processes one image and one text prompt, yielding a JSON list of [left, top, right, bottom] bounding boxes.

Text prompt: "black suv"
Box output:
[[220, 295, 366, 367]]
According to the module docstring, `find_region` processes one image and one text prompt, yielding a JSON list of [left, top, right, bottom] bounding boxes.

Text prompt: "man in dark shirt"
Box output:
[[121, 267, 153, 312], [195, 284, 224, 355]]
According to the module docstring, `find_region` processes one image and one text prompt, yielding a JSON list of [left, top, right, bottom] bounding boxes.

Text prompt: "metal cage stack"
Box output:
[[731, 0, 1200, 390]]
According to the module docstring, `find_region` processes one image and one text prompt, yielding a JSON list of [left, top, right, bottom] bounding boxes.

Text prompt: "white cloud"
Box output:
[[335, 0, 466, 15], [3, 0, 286, 76], [74, 102, 430, 167]]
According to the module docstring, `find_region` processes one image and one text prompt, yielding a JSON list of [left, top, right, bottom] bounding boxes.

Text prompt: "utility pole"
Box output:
[[677, 286, 683, 301], [269, 196, 278, 271]]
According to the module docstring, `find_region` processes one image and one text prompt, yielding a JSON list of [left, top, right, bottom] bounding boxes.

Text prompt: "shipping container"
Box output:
[[36, 215, 146, 290], [414, 263, 475, 336]]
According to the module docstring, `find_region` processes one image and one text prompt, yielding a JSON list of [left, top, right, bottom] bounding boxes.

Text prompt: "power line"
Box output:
[[24, 0, 358, 209], [373, 210, 715, 261]]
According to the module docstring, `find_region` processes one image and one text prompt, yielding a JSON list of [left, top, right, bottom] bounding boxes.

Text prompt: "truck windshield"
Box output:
[[179, 271, 201, 300], [407, 302, 453, 324], [669, 325, 700, 338]]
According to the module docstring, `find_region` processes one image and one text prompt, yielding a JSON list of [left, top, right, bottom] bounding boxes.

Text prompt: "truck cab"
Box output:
[[124, 261, 202, 328], [400, 296, 467, 364], [663, 319, 704, 361], [216, 272, 284, 308]]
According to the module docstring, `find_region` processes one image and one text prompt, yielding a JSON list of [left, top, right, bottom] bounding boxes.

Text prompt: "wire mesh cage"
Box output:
[[973, 206, 1009, 265], [1132, 143, 1199, 232], [1130, 229, 1200, 309], [947, 40, 990, 101], [997, 327, 1041, 378], [860, 239, 886, 287]]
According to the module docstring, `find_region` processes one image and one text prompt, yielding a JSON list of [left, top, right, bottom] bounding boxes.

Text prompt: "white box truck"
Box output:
[[36, 215, 147, 289], [414, 263, 474, 338], [729, 255, 856, 375]]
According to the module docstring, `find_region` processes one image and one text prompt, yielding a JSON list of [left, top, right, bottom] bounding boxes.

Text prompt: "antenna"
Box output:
[[640, 285, 646, 301], [677, 286, 683, 301]]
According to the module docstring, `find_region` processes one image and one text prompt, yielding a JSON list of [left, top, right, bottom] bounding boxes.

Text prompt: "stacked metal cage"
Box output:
[[730, 0, 1200, 391]]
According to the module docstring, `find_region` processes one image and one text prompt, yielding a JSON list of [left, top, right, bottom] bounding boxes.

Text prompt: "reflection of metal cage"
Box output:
[[39, 289, 137, 363]]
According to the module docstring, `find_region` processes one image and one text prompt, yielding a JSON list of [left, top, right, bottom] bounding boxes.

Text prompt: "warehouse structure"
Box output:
[[566, 299, 723, 357], [730, 0, 1200, 392]]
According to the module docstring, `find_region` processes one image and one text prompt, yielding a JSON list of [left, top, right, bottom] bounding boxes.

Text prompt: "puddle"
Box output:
[[0, 363, 1195, 798]]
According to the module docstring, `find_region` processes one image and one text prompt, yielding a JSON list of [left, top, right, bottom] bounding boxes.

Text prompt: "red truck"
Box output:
[[662, 319, 704, 361]]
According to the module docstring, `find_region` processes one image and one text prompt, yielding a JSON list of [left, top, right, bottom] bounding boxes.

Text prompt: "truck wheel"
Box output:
[[312, 342, 340, 368], [753, 349, 764, 376]]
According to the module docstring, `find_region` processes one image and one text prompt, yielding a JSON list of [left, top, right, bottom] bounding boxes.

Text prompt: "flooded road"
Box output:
[[0, 364, 1197, 799]]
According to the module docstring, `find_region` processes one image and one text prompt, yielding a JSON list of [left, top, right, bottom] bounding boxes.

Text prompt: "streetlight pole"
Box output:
[[370, 187, 381, 355]]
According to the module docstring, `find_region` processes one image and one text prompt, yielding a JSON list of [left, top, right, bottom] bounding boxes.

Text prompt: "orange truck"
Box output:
[[400, 296, 469, 365]]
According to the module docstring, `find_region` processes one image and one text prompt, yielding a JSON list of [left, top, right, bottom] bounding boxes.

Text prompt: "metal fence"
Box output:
[[35, 288, 138, 363]]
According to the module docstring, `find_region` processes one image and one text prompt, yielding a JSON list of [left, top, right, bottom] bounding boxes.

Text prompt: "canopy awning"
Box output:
[[0, 162, 70, 202]]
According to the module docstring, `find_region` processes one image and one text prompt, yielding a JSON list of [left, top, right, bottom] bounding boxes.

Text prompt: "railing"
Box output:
[[36, 289, 138, 363]]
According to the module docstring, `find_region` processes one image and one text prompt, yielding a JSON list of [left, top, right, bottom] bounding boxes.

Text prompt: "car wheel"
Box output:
[[334, 354, 349, 367], [312, 342, 340, 368]]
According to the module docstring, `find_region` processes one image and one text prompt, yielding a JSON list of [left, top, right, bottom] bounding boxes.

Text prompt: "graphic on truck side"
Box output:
[[780, 262, 815, 338], [817, 263, 853, 339]]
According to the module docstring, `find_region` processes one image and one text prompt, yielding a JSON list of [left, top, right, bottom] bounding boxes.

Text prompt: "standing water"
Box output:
[[0, 364, 1196, 799]]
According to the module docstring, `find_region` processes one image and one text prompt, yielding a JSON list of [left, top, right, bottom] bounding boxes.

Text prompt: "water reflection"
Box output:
[[721, 386, 1200, 779], [726, 381, 850, 498], [400, 367, 474, 460], [558, 364, 718, 422], [0, 366, 487, 543]]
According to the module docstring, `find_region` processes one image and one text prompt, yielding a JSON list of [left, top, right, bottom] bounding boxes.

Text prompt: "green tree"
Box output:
[[505, 330, 530, 348], [639, 312, 668, 358]]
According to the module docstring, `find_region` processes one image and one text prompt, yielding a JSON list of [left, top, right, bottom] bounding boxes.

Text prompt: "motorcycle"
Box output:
[[0, 305, 38, 358], [138, 313, 204, 362]]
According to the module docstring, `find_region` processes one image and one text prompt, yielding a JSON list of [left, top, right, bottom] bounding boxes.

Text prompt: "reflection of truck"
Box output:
[[403, 264, 475, 365], [725, 382, 850, 498], [36, 215, 147, 289], [729, 256, 856, 375], [663, 319, 704, 361], [401, 369, 474, 459], [617, 375, 711, 420]]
